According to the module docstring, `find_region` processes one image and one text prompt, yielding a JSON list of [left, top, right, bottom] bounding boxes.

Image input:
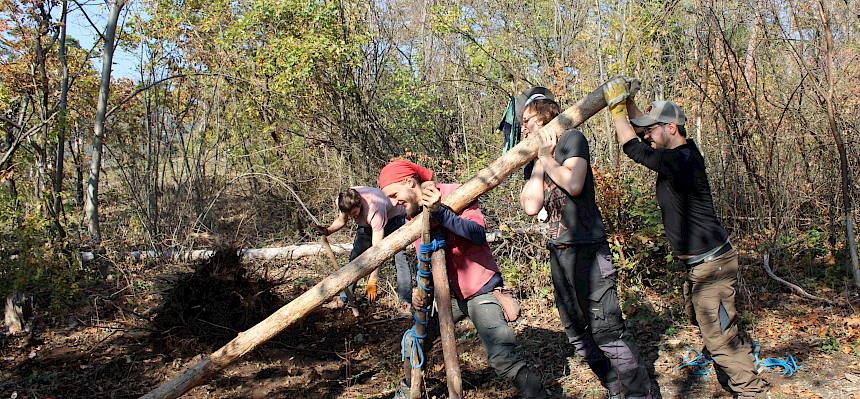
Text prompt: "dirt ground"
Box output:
[[2, 256, 860, 399]]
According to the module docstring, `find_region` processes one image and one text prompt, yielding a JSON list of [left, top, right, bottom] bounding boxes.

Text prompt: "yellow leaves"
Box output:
[[0, 169, 13, 183]]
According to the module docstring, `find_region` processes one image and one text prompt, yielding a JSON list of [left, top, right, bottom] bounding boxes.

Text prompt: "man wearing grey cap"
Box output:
[[602, 80, 769, 398], [519, 87, 653, 399]]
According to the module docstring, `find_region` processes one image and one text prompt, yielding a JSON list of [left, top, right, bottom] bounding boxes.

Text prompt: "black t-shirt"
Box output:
[[622, 138, 729, 256], [544, 129, 607, 245]]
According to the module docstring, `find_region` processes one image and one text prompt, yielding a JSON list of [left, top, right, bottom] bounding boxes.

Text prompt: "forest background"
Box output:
[[1, 0, 860, 397]]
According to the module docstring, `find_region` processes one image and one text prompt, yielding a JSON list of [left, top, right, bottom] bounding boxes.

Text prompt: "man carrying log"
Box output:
[[519, 89, 653, 399], [378, 160, 547, 399], [316, 187, 412, 310], [604, 79, 770, 398]]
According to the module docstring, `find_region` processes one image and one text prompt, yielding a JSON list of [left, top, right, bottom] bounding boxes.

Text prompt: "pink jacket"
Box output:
[[412, 183, 499, 299]]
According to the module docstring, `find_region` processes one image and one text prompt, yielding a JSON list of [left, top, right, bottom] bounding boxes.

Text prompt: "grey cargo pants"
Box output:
[[400, 291, 527, 384], [549, 242, 652, 399]]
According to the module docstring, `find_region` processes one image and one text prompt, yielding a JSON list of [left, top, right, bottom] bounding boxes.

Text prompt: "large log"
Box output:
[[78, 244, 354, 263], [320, 236, 360, 316], [431, 241, 462, 398], [77, 225, 545, 264], [140, 79, 612, 399], [409, 210, 433, 398]]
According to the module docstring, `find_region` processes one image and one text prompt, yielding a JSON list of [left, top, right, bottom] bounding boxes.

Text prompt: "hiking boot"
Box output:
[[514, 367, 548, 399]]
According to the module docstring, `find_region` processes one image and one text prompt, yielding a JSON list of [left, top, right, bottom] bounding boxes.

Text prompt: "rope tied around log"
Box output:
[[402, 236, 447, 369], [402, 327, 428, 368], [416, 238, 445, 292], [418, 238, 446, 262]]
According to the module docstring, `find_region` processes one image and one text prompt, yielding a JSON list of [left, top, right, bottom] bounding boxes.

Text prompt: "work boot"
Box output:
[[514, 367, 548, 399]]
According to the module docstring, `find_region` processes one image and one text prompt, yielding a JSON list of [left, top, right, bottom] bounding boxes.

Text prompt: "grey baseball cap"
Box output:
[[630, 100, 687, 127], [515, 86, 556, 123]]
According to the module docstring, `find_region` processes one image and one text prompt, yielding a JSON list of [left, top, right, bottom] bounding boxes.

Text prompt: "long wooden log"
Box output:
[[431, 243, 462, 398], [70, 231, 450, 263], [409, 209, 433, 398], [140, 79, 612, 399], [78, 225, 546, 264], [320, 236, 360, 316]]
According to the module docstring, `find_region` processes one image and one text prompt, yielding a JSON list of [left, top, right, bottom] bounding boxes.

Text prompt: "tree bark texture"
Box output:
[[53, 0, 69, 231], [431, 246, 462, 398], [84, 0, 124, 245]]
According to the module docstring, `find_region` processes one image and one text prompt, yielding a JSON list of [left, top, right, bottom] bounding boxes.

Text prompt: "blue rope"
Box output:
[[416, 237, 445, 291], [752, 341, 800, 377], [402, 327, 427, 368], [418, 238, 446, 262], [678, 349, 713, 379], [412, 306, 431, 325], [416, 268, 433, 292], [402, 237, 447, 370]]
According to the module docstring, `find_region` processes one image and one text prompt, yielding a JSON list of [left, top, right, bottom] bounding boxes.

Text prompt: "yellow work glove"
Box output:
[[366, 278, 378, 301], [602, 77, 628, 119]]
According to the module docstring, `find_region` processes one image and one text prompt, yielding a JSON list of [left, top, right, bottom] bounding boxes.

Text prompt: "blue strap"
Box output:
[[416, 237, 445, 291], [403, 237, 446, 369], [678, 349, 713, 378], [416, 268, 433, 292], [402, 327, 427, 369], [418, 238, 447, 262], [752, 341, 800, 377]]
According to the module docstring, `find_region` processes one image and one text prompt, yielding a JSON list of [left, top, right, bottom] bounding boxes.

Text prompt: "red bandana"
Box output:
[[378, 160, 433, 189]]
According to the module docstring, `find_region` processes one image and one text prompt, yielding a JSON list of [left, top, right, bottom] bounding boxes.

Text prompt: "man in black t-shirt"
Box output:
[[603, 78, 769, 398], [519, 91, 652, 399]]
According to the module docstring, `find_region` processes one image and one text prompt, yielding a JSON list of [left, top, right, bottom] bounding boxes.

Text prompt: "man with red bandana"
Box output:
[[378, 160, 546, 399]]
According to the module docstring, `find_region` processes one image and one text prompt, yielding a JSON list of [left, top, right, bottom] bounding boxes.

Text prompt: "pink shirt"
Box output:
[[412, 183, 499, 299], [354, 186, 405, 231]]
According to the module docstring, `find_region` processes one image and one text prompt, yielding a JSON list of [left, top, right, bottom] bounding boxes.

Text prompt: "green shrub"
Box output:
[[0, 192, 91, 313]]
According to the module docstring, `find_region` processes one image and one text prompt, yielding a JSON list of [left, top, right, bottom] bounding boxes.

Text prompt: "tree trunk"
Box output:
[[71, 133, 84, 209], [817, 0, 860, 290], [144, 95, 159, 241], [52, 0, 69, 236], [84, 0, 124, 245], [4, 292, 34, 335], [139, 79, 611, 399], [32, 3, 50, 201]]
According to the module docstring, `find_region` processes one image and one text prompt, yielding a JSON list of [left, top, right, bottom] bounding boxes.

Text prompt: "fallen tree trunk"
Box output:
[[140, 79, 612, 399], [79, 244, 354, 263], [81, 226, 545, 263]]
